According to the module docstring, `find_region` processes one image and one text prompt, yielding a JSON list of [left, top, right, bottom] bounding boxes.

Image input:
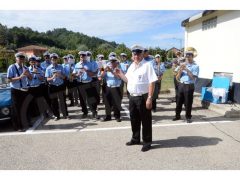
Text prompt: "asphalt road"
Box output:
[[0, 93, 240, 170]]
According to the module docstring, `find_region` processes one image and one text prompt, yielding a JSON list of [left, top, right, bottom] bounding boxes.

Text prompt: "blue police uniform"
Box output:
[[45, 64, 65, 86], [151, 60, 166, 111], [41, 61, 52, 72], [74, 60, 98, 117], [28, 66, 44, 87], [174, 62, 199, 122], [7, 63, 32, 131], [7, 63, 30, 89], [144, 56, 154, 62], [101, 62, 122, 121], [120, 60, 131, 74]]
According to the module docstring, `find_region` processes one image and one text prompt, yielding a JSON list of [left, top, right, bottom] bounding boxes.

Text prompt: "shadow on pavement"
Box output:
[[151, 136, 223, 149]]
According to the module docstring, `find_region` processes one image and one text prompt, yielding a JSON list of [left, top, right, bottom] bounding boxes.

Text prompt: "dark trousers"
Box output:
[[91, 78, 100, 105], [11, 88, 30, 130], [48, 84, 68, 118], [27, 86, 42, 123], [77, 82, 98, 115], [129, 94, 152, 144], [66, 80, 78, 105], [104, 86, 122, 118], [152, 81, 161, 110], [176, 83, 194, 119], [40, 83, 52, 111], [120, 81, 130, 99], [174, 76, 179, 102]]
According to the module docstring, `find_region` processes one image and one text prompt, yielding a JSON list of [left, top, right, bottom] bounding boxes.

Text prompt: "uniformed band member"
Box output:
[[41, 51, 51, 72], [143, 48, 154, 62], [45, 53, 69, 120], [7, 52, 33, 131], [151, 54, 166, 112], [173, 47, 199, 123], [116, 45, 158, 152], [73, 51, 99, 119], [27, 55, 45, 124], [172, 51, 184, 103], [100, 56, 122, 122], [120, 53, 131, 99], [62, 54, 77, 106]]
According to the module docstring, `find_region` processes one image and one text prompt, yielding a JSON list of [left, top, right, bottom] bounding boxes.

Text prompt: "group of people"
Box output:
[[6, 44, 199, 152]]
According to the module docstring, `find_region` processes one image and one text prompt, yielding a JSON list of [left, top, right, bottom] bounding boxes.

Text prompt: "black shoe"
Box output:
[[141, 144, 151, 152], [126, 140, 141, 146], [81, 114, 88, 118], [101, 116, 111, 122], [187, 119, 192, 123], [172, 116, 181, 121], [92, 112, 100, 119], [116, 117, 121, 122]]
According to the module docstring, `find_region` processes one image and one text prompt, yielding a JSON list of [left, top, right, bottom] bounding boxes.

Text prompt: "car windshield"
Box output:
[[0, 74, 9, 88]]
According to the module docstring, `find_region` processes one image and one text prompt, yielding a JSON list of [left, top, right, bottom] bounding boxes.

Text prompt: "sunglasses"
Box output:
[[80, 54, 86, 57], [185, 53, 193, 57], [51, 56, 58, 59], [18, 56, 25, 59]]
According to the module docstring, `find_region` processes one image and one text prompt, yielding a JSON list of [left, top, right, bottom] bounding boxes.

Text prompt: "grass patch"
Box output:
[[161, 68, 174, 91]]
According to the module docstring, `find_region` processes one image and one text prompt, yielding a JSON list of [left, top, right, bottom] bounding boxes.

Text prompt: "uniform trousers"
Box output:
[[77, 82, 98, 115], [152, 80, 161, 110], [48, 84, 68, 118], [175, 83, 194, 119], [65, 79, 78, 105], [104, 86, 122, 118], [129, 93, 152, 144], [11, 88, 30, 130], [173, 76, 179, 102], [91, 78, 100, 105]]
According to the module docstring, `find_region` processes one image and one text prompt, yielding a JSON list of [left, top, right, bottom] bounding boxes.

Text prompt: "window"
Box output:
[[202, 17, 217, 31]]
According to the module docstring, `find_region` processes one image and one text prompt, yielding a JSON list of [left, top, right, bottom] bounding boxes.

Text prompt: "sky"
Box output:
[[0, 10, 202, 50]]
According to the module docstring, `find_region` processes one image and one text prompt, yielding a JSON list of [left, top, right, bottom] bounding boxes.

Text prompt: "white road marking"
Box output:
[[0, 120, 234, 137], [121, 103, 130, 118], [26, 114, 44, 133]]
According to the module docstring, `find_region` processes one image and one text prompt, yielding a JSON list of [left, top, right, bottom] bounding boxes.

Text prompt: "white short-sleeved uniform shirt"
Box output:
[[125, 59, 158, 94]]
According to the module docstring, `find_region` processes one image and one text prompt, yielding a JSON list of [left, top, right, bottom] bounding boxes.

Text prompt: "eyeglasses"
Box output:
[[51, 56, 58, 59]]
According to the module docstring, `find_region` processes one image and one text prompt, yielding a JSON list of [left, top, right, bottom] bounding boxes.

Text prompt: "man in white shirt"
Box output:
[[115, 45, 158, 152]]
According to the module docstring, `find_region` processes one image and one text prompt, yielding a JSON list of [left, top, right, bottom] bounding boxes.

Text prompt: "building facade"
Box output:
[[182, 10, 240, 103]]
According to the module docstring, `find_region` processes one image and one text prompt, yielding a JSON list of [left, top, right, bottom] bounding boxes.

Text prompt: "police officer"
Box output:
[[115, 45, 158, 152], [7, 52, 33, 131], [27, 55, 45, 124], [41, 51, 52, 72], [100, 56, 122, 122], [151, 54, 166, 112], [173, 47, 199, 123], [87, 51, 100, 107], [172, 51, 184, 103], [120, 53, 131, 99], [73, 51, 99, 119], [45, 53, 69, 120], [62, 55, 76, 107]]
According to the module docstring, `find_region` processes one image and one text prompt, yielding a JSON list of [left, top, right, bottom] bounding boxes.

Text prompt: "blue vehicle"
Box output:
[[0, 73, 11, 121]]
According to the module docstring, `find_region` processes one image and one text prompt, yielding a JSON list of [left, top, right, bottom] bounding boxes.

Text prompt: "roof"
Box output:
[[17, 45, 48, 51], [167, 47, 180, 52], [181, 10, 216, 27]]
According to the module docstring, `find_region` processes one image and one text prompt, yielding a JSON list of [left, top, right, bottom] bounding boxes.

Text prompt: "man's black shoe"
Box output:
[[126, 140, 141, 146], [172, 116, 181, 121], [101, 116, 111, 122], [187, 119, 192, 123], [81, 114, 88, 118], [141, 144, 151, 152], [92, 112, 100, 119], [116, 117, 121, 122]]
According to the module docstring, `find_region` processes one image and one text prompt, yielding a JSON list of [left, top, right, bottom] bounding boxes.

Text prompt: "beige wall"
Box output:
[[184, 10, 240, 83]]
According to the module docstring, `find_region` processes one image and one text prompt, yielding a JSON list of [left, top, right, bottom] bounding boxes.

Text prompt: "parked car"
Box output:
[[0, 73, 11, 121]]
